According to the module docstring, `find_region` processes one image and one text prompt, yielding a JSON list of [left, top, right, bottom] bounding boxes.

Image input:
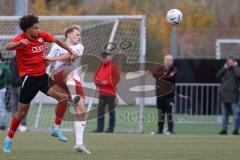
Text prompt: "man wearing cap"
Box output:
[[93, 51, 120, 133], [217, 55, 240, 135]]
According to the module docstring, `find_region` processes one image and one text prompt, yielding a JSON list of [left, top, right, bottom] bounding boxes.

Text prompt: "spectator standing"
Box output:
[[9, 56, 27, 132], [0, 52, 11, 130], [217, 55, 240, 135], [152, 55, 177, 135], [93, 51, 120, 133]]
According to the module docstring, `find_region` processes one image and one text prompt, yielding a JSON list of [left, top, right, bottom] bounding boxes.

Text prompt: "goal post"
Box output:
[[0, 15, 146, 133], [215, 39, 240, 59], [139, 16, 146, 133]]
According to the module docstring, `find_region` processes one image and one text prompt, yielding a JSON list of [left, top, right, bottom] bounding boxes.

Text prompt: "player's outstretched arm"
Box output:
[[54, 38, 78, 56], [6, 39, 28, 50], [45, 54, 74, 62]]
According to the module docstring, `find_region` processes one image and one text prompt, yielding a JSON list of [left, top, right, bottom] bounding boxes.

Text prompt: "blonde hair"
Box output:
[[64, 25, 81, 38]]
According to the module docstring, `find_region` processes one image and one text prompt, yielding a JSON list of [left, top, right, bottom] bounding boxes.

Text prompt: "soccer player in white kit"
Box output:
[[46, 25, 90, 154]]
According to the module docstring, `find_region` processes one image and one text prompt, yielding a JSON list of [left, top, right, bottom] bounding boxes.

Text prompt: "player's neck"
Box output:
[[24, 32, 37, 40], [65, 40, 74, 46], [103, 59, 112, 64]]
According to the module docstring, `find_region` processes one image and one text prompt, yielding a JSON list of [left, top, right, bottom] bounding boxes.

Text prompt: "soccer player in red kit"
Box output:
[[2, 14, 77, 153]]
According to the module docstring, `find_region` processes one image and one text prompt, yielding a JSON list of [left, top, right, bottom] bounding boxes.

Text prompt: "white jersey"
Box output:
[[48, 43, 84, 81]]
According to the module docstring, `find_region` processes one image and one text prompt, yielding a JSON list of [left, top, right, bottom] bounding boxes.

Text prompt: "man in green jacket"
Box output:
[[0, 51, 11, 130]]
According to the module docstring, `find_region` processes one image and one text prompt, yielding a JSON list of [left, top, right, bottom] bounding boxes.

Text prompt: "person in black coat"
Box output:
[[217, 55, 240, 135], [9, 56, 28, 132], [153, 55, 177, 135]]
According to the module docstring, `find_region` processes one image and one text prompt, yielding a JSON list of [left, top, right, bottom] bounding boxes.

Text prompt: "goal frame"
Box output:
[[215, 39, 240, 59], [0, 15, 146, 133]]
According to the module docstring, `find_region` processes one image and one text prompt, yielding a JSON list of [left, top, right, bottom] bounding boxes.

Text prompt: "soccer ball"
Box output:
[[166, 9, 183, 25]]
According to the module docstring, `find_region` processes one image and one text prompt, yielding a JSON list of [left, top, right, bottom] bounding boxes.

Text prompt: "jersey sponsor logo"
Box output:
[[58, 60, 71, 64], [32, 45, 44, 53]]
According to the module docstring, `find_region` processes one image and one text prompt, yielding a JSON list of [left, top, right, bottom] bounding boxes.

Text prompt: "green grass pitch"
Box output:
[[0, 132, 239, 160], [0, 106, 239, 159], [24, 105, 235, 135]]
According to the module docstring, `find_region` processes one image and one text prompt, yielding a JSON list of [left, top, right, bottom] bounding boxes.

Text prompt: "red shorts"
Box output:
[[53, 70, 85, 99]]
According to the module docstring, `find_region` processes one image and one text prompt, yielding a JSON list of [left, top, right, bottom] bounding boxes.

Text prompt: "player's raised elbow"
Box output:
[[6, 44, 13, 50], [6, 42, 16, 50]]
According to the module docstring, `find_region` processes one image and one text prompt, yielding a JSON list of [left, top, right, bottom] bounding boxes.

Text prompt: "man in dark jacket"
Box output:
[[153, 55, 177, 135], [217, 55, 240, 135], [9, 56, 28, 132], [0, 52, 11, 130], [93, 51, 120, 133]]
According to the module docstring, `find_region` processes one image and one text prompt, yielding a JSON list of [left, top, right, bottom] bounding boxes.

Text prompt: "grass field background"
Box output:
[[24, 105, 234, 135], [0, 132, 239, 160], [0, 105, 239, 160]]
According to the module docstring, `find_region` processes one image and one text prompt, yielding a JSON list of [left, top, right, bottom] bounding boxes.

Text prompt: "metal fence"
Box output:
[[175, 83, 220, 115], [26, 83, 223, 132], [174, 83, 222, 124]]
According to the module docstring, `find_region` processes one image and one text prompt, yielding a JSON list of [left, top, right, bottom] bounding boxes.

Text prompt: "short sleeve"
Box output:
[[11, 35, 24, 50], [73, 44, 84, 56], [39, 31, 55, 43], [11, 35, 22, 42]]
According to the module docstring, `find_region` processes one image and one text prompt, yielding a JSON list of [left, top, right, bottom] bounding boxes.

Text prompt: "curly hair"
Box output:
[[19, 14, 39, 32]]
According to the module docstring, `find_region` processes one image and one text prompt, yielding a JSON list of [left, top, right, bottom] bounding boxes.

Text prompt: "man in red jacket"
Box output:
[[94, 51, 120, 133]]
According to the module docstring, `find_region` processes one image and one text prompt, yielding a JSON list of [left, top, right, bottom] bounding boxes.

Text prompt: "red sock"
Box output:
[[8, 116, 21, 139], [55, 102, 67, 125]]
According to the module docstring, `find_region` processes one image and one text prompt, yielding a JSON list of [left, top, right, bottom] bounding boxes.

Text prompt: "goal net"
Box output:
[[215, 39, 240, 59], [0, 16, 146, 133]]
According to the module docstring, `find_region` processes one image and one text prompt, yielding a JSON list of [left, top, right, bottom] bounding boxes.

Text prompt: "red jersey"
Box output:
[[12, 31, 55, 77], [95, 60, 120, 96]]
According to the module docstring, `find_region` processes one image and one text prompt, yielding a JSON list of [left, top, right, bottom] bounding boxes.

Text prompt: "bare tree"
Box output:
[[0, 0, 15, 15], [208, 0, 240, 27]]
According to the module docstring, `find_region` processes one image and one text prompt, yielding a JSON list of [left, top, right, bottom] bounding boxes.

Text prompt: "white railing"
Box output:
[[174, 83, 221, 124]]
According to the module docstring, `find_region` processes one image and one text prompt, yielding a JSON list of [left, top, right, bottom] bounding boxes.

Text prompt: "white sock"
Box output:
[[7, 136, 13, 141], [53, 124, 60, 130], [74, 121, 86, 145]]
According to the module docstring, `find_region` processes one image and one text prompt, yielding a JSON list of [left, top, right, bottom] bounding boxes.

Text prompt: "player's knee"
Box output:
[[48, 87, 68, 102], [56, 94, 69, 102], [75, 105, 86, 120], [75, 105, 85, 114], [76, 98, 84, 107], [56, 93, 69, 102], [75, 112, 86, 121], [16, 103, 30, 119]]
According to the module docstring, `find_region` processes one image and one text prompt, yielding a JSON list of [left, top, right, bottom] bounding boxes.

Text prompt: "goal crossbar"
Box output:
[[215, 39, 240, 59]]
